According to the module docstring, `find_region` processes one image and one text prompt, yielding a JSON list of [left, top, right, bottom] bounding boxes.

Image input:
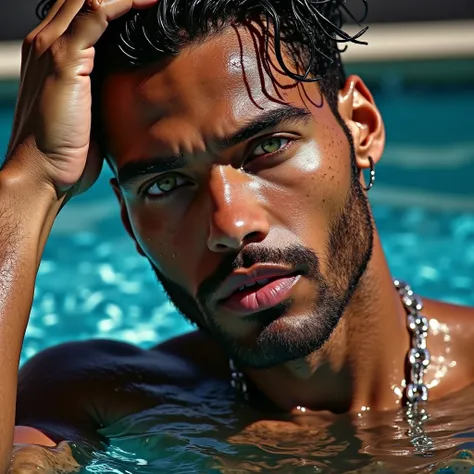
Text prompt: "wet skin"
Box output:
[[15, 23, 474, 453], [106, 22, 376, 372]]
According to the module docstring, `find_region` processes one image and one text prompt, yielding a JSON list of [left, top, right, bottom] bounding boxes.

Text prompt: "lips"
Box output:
[[215, 265, 301, 315]]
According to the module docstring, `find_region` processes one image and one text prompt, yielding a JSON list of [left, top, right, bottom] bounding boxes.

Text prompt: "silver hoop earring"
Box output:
[[364, 157, 375, 192]]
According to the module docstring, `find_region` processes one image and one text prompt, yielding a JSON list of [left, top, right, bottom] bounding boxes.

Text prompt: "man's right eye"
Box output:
[[142, 174, 187, 198]]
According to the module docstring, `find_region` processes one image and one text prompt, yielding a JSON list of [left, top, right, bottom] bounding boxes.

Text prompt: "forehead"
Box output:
[[101, 24, 326, 160]]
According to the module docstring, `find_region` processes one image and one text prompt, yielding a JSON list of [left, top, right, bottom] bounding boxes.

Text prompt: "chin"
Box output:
[[227, 311, 340, 369]]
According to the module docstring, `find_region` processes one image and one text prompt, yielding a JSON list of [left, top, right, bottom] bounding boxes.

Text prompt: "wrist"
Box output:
[[0, 153, 66, 260], [1, 146, 66, 210]]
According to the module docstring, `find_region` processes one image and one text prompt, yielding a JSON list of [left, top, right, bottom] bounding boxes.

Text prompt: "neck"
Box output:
[[244, 233, 411, 414]]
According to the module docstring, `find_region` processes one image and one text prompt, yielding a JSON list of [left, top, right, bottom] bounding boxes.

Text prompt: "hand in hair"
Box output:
[[0, 2, 158, 471], [5, 0, 160, 199]]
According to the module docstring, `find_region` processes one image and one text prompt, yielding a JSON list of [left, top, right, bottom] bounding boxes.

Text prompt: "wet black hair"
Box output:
[[36, 0, 369, 172], [37, 0, 368, 113]]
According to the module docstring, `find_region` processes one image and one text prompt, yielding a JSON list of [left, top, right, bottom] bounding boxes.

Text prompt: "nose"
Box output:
[[207, 166, 270, 253]]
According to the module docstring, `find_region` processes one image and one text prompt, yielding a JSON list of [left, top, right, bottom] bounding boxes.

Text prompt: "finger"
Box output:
[[28, 0, 157, 56], [130, 0, 160, 8], [35, 0, 68, 30], [25, 0, 67, 47], [21, 0, 67, 73], [30, 0, 85, 56], [67, 0, 159, 51]]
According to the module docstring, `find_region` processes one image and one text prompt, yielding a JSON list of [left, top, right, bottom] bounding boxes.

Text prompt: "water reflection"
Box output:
[[11, 381, 474, 473]]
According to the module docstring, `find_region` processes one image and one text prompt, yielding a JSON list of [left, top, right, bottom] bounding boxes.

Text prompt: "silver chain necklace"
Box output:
[[229, 279, 434, 452]]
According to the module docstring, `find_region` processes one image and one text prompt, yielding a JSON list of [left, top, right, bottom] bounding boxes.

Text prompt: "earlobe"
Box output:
[[110, 178, 147, 257], [337, 75, 386, 170]]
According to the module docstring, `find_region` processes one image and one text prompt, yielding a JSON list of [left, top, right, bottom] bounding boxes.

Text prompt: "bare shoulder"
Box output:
[[423, 298, 474, 385], [424, 297, 474, 339]]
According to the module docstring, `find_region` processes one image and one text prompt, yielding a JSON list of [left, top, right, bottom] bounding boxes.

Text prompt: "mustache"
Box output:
[[196, 244, 321, 306]]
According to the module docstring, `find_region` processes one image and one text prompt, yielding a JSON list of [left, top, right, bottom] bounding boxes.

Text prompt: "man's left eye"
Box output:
[[251, 137, 289, 157]]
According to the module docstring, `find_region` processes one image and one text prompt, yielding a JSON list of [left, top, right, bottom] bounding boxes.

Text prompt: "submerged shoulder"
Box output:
[[16, 340, 145, 443], [19, 338, 204, 385], [17, 339, 210, 444], [155, 330, 230, 379], [19, 339, 145, 382]]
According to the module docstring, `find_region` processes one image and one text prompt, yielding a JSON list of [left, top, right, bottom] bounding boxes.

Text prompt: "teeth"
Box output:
[[238, 278, 271, 292]]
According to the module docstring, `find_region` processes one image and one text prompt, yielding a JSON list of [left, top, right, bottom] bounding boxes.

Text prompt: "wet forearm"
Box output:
[[0, 158, 63, 472]]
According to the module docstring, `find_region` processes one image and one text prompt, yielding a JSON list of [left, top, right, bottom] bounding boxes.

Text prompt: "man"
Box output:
[[1, 0, 474, 471]]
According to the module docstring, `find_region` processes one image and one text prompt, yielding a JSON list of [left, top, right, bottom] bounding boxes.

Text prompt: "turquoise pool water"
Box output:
[[2, 83, 474, 473]]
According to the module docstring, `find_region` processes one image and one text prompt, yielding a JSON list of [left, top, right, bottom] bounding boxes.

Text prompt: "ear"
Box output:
[[337, 75, 386, 171], [110, 178, 147, 257]]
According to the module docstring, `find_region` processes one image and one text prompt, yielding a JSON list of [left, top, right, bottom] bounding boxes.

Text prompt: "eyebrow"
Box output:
[[117, 105, 311, 188], [215, 105, 311, 150]]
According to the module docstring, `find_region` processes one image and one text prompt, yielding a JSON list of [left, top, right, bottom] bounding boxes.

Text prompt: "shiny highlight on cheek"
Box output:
[[291, 141, 322, 173]]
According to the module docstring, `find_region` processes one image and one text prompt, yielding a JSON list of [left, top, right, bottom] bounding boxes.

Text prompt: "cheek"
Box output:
[[127, 204, 183, 270], [266, 135, 352, 251], [126, 202, 211, 292], [303, 121, 353, 217]]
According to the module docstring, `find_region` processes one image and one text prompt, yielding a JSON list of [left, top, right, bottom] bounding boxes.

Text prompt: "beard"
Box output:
[[149, 146, 374, 369]]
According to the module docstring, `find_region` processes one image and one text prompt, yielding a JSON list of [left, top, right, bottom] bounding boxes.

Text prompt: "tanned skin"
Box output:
[[2, 0, 474, 471]]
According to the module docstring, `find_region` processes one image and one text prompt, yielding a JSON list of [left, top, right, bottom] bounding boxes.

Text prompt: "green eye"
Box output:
[[252, 137, 289, 157], [262, 138, 283, 153], [157, 176, 176, 192], [146, 175, 181, 197]]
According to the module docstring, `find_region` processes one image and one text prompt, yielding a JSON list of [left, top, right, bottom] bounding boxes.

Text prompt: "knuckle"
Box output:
[[82, 0, 128, 17], [79, 0, 103, 15], [32, 32, 52, 56], [49, 37, 69, 66], [23, 32, 36, 48], [24, 12, 53, 48], [74, 2, 105, 26], [86, 0, 105, 11], [23, 30, 41, 56]]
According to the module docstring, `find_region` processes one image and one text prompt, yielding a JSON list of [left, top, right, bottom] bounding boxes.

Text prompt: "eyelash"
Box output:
[[249, 137, 291, 160], [141, 136, 295, 199]]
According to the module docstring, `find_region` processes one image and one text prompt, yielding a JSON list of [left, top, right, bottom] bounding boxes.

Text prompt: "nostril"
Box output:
[[244, 231, 264, 244]]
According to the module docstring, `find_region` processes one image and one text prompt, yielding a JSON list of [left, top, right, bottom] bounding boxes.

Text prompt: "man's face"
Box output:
[[102, 25, 374, 368]]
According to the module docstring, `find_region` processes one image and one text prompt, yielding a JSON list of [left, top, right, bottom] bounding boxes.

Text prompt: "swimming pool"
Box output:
[[2, 79, 474, 472]]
